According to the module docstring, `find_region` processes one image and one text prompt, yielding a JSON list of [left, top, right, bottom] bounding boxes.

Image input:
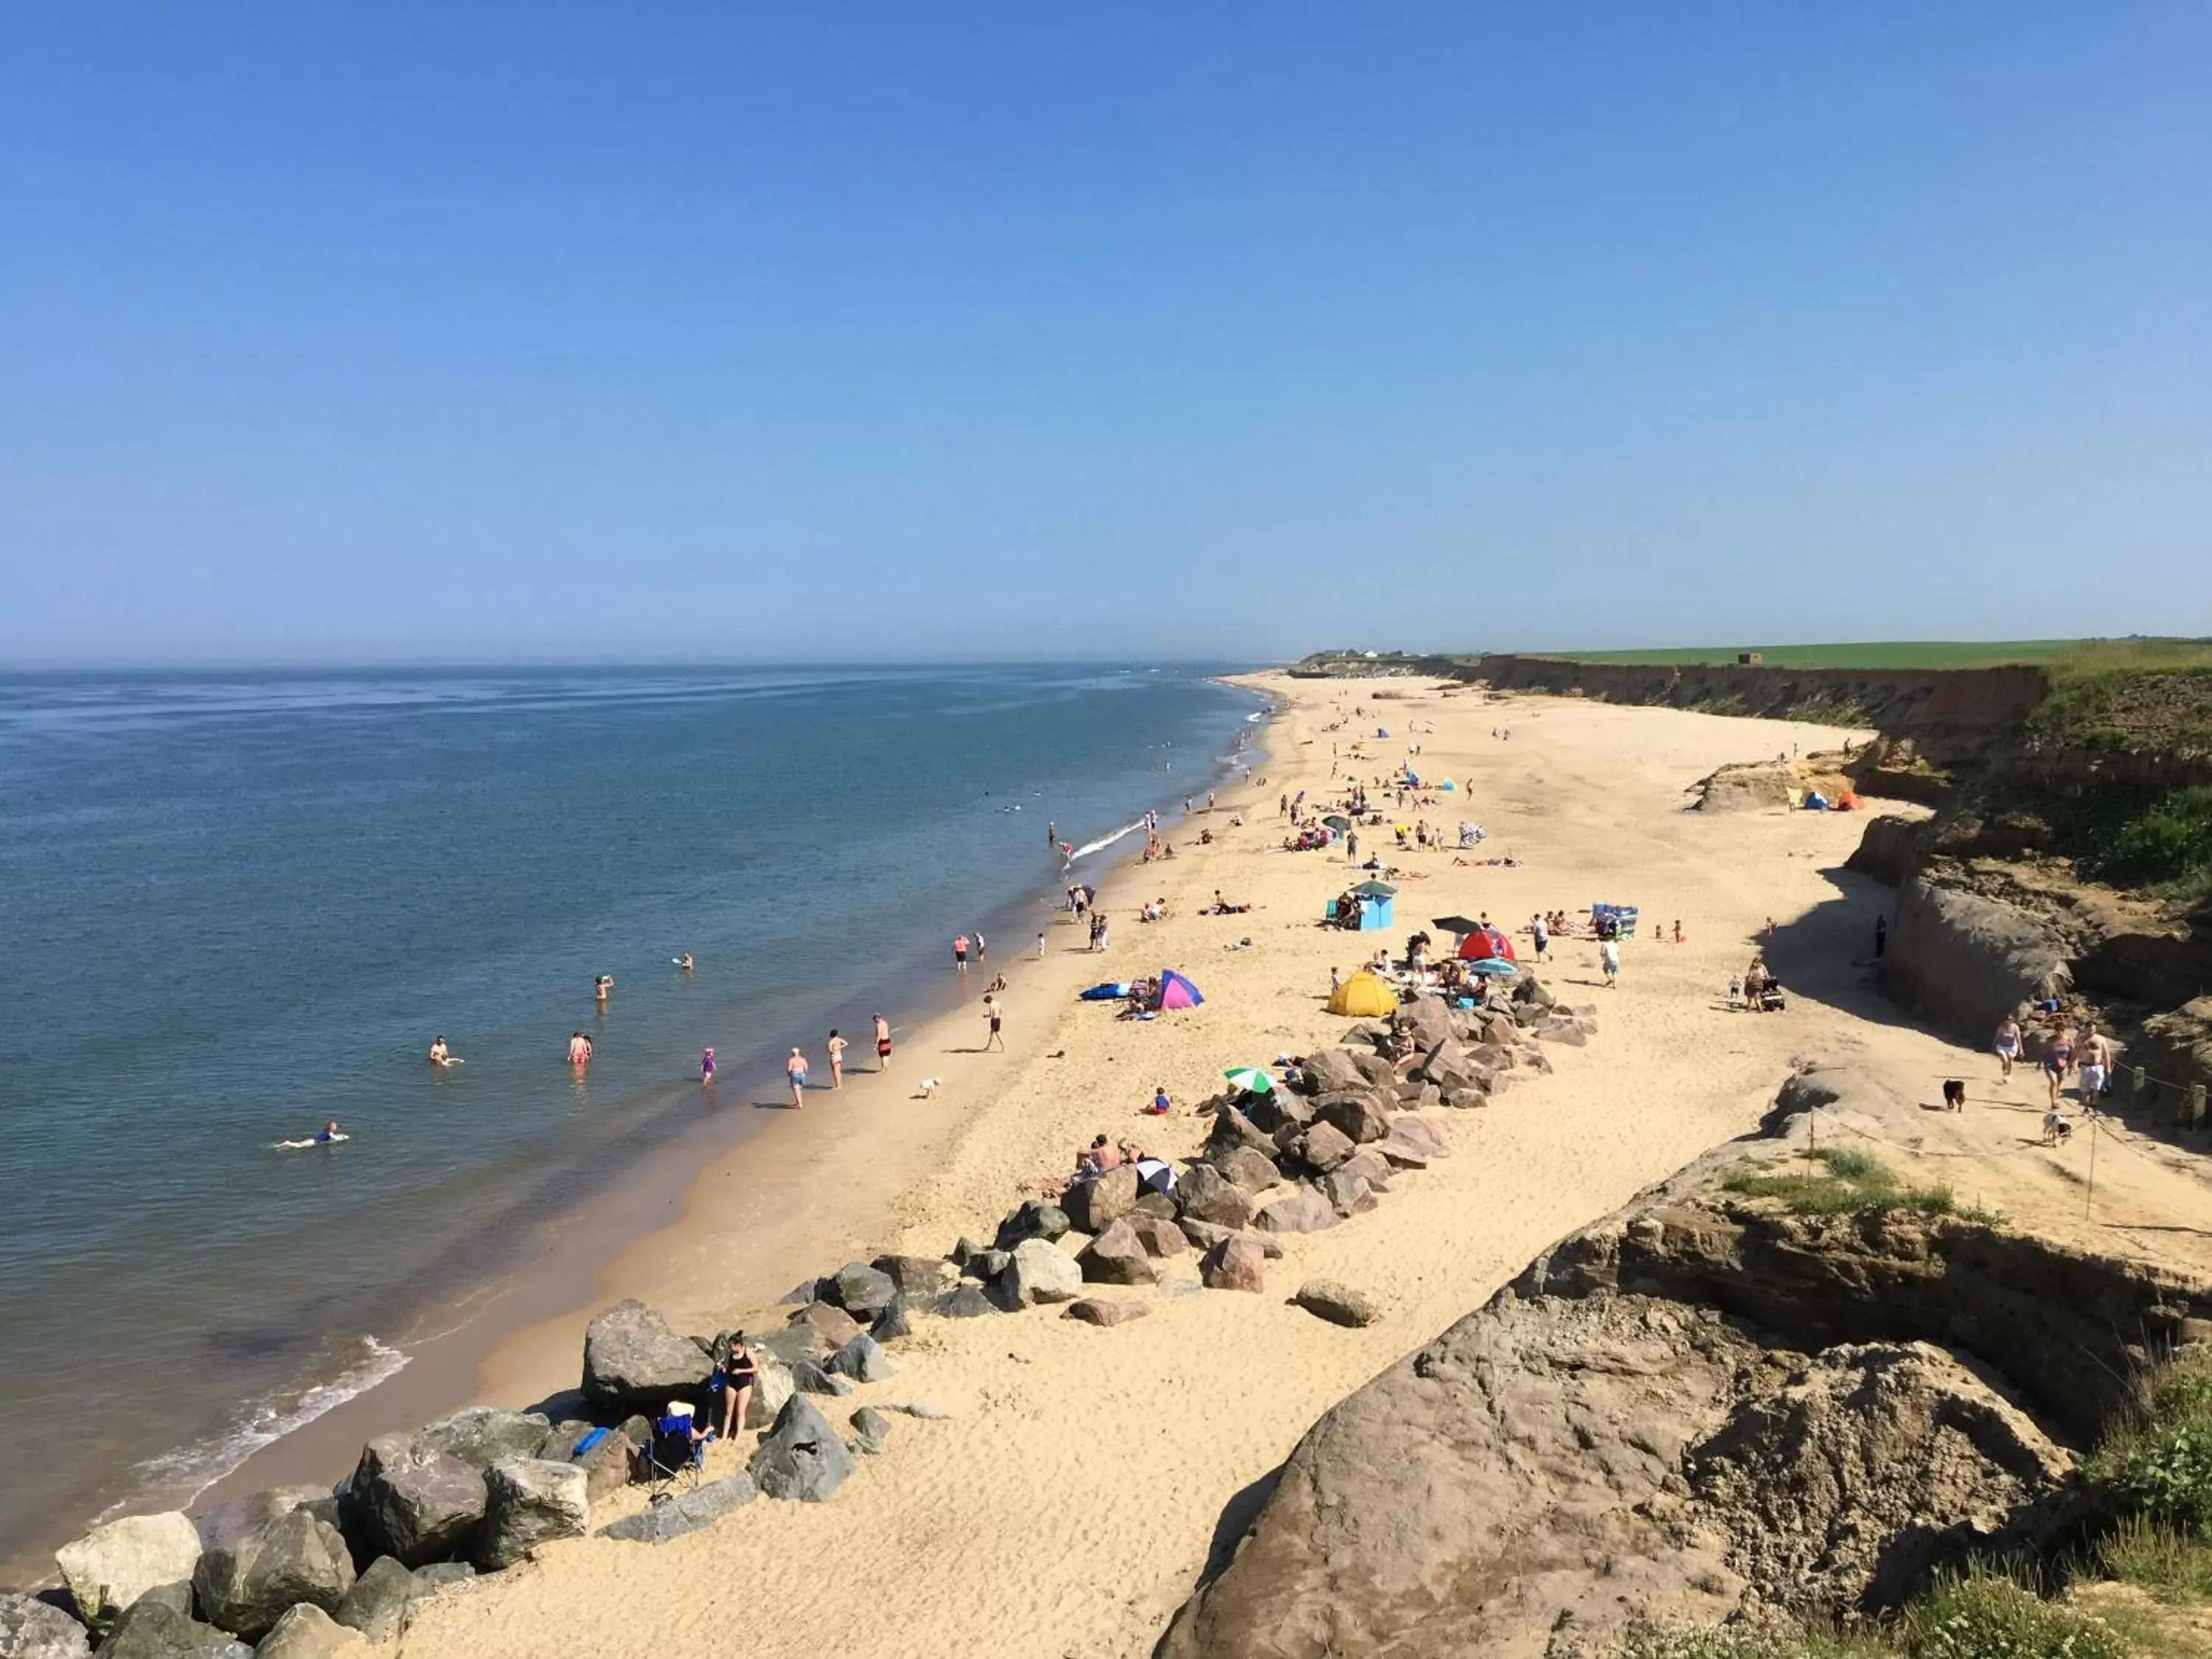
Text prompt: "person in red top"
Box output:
[[953, 934, 969, 973]]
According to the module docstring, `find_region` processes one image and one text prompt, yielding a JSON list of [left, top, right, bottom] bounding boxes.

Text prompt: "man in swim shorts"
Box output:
[[873, 1012, 892, 1070], [785, 1047, 808, 1108], [428, 1035, 451, 1066], [2077, 1023, 2112, 1103], [982, 994, 1004, 1051], [953, 934, 969, 973]]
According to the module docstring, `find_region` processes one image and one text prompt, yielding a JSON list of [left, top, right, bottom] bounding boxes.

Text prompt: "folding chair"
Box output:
[[636, 1402, 705, 1498]]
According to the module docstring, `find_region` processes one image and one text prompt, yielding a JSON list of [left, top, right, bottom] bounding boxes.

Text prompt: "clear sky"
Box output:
[[3, 4, 2207, 667]]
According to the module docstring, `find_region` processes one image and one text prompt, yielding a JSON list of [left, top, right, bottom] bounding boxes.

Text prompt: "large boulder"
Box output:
[[1242, 1089, 1312, 1136], [933, 1284, 998, 1319], [869, 1295, 913, 1343], [473, 1457, 588, 1570], [192, 1506, 355, 1640], [784, 1301, 865, 1354], [1058, 1166, 1138, 1233], [787, 1358, 851, 1397], [1321, 1168, 1377, 1217], [91, 1601, 251, 1659], [872, 1254, 960, 1298], [1382, 1116, 1451, 1168], [1125, 1215, 1190, 1259], [849, 1407, 894, 1457], [825, 1332, 898, 1383], [1298, 1049, 1367, 1094], [1213, 1144, 1284, 1192], [748, 1396, 855, 1503], [54, 1512, 201, 1634], [992, 1200, 1071, 1251], [191, 1490, 335, 1559], [1254, 1184, 1340, 1235], [1203, 1105, 1276, 1161], [1200, 1237, 1268, 1293], [1316, 1092, 1392, 1145], [341, 1434, 487, 1568], [990, 1238, 1083, 1308], [746, 1355, 797, 1430], [1885, 871, 2073, 1044], [1395, 997, 1455, 1051], [332, 1557, 422, 1642], [824, 1262, 898, 1319], [1065, 1298, 1150, 1328], [1175, 1164, 1256, 1229], [597, 1472, 755, 1544], [1077, 1219, 1158, 1286], [251, 1603, 366, 1659], [0, 1593, 89, 1659], [1291, 1280, 1380, 1327], [416, 1408, 552, 1472], [580, 1300, 713, 1411], [1179, 1220, 1284, 1259], [1291, 1121, 1356, 1175]]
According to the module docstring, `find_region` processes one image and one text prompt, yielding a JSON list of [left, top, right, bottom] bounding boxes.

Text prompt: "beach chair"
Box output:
[[636, 1402, 706, 1497]]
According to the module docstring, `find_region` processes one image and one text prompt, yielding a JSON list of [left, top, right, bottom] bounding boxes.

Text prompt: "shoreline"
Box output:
[[91, 681, 1276, 1567]]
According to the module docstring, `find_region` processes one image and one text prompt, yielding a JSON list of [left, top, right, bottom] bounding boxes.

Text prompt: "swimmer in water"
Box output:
[[428, 1035, 462, 1067], [700, 1046, 715, 1084], [275, 1120, 347, 1150], [594, 974, 613, 1004], [568, 1031, 590, 1065], [674, 953, 694, 972]]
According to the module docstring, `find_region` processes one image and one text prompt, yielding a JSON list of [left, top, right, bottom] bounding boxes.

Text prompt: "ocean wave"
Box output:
[[1067, 819, 1146, 862], [105, 1335, 408, 1517]]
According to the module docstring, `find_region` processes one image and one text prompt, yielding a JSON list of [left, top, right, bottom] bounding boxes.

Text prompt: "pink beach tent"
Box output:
[[1152, 970, 1205, 1010]]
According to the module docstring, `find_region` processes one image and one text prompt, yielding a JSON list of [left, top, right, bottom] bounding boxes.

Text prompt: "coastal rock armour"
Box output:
[[416, 1408, 552, 1472], [0, 1593, 90, 1659], [333, 1557, 423, 1642], [849, 1406, 894, 1455], [1252, 1184, 1338, 1234], [251, 1603, 366, 1659], [54, 1512, 201, 1633], [872, 1253, 961, 1298], [474, 1458, 590, 1570], [1077, 1219, 1158, 1286], [340, 1435, 487, 1569], [1059, 1165, 1138, 1233], [1200, 1237, 1267, 1293], [1065, 1297, 1150, 1327], [826, 1262, 899, 1318], [191, 1506, 355, 1641], [991, 1238, 1083, 1308], [580, 1300, 713, 1411], [597, 1473, 756, 1544], [1290, 1280, 1378, 1328], [90, 1601, 252, 1659], [1175, 1165, 1257, 1230], [749, 1397, 855, 1503], [826, 1332, 898, 1383]]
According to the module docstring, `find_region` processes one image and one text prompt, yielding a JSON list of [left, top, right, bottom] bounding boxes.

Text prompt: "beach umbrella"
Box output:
[[1431, 915, 1482, 934], [1222, 1065, 1276, 1095], [1464, 958, 1520, 978], [1322, 814, 1352, 831], [1351, 880, 1398, 897]]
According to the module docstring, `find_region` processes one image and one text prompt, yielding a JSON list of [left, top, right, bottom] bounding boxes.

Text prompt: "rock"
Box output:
[[886, 1399, 948, 1419], [826, 1332, 898, 1383], [991, 1237, 1084, 1308], [748, 1396, 855, 1503], [408, 1562, 476, 1592], [1131, 1192, 1179, 1220], [872, 1254, 960, 1299], [1065, 1298, 1150, 1327], [1321, 1168, 1377, 1217], [1203, 1105, 1276, 1160], [1242, 1089, 1312, 1135], [1254, 1183, 1340, 1234], [331, 1557, 421, 1642], [251, 1603, 365, 1659], [1382, 1116, 1451, 1167], [821, 1262, 896, 1318], [1523, 1048, 1554, 1075], [597, 1472, 756, 1544], [1395, 997, 1455, 1050], [1200, 1237, 1268, 1293], [992, 1200, 1071, 1251], [779, 1279, 824, 1304], [786, 1358, 852, 1396], [744, 1355, 797, 1431], [1292, 1121, 1356, 1174], [1160, 1277, 1204, 1298], [416, 1408, 552, 1472], [473, 1458, 588, 1571], [1181, 1221, 1285, 1259], [1348, 1051, 1397, 1088], [869, 1295, 912, 1343], [1316, 1092, 1392, 1144], [1212, 1144, 1284, 1192], [91, 1601, 251, 1659], [1298, 1048, 1366, 1093], [340, 1434, 487, 1568], [1125, 1215, 1190, 1258], [0, 1593, 89, 1659], [932, 1284, 998, 1318], [1291, 1280, 1379, 1327], [745, 1324, 826, 1368], [192, 1506, 355, 1641], [785, 1301, 865, 1354], [1176, 1165, 1258, 1229], [580, 1300, 714, 1411], [1534, 1017, 1587, 1046], [848, 1407, 894, 1455], [1885, 870, 2073, 1044], [1077, 1219, 1159, 1285], [1415, 1039, 1484, 1093], [1442, 1087, 1487, 1110], [55, 1513, 201, 1634], [963, 1248, 1012, 1282], [948, 1237, 983, 1267], [1340, 1148, 1394, 1192], [1058, 1165, 1138, 1233]]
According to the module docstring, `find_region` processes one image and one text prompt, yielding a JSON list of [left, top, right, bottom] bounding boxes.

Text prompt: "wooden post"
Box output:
[[2130, 1065, 2146, 1108]]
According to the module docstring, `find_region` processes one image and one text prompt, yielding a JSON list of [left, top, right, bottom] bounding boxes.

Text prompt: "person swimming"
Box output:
[[274, 1119, 347, 1150], [428, 1035, 462, 1066], [674, 953, 694, 972]]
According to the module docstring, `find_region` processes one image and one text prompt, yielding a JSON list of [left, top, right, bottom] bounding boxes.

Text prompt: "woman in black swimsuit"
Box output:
[[717, 1332, 759, 1441]]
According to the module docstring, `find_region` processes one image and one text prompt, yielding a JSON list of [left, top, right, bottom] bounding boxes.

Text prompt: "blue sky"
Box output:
[[2, 4, 2207, 666]]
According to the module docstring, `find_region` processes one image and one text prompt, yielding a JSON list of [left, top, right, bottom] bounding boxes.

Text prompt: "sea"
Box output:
[[0, 663, 1265, 1569]]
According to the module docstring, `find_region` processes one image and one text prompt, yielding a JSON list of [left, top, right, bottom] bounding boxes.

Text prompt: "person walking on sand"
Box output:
[[1994, 1014, 2023, 1082], [785, 1047, 809, 1107], [1599, 936, 1621, 988], [2078, 1024, 2112, 1103], [827, 1029, 846, 1089], [873, 1012, 893, 1070], [700, 1046, 715, 1085], [1036, 931, 1047, 960], [1531, 914, 1548, 960], [953, 934, 970, 973], [982, 994, 1004, 1051], [2043, 1026, 2076, 1110]]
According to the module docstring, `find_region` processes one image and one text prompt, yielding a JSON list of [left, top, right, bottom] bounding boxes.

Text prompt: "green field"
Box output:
[[1537, 639, 2212, 671]]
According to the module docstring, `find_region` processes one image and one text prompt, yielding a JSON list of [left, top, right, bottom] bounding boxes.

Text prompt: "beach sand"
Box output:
[[372, 672, 2212, 1658]]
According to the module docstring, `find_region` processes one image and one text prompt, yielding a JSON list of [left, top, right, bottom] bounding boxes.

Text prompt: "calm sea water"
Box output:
[[0, 664, 1261, 1563]]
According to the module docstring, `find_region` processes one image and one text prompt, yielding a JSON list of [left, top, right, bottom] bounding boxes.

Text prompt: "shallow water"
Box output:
[[0, 663, 1259, 1562]]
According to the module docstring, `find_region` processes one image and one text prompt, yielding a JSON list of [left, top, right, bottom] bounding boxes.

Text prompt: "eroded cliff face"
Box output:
[[1156, 1119, 2212, 1659]]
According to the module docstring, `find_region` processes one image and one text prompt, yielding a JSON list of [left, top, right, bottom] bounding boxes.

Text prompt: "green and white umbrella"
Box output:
[[1222, 1065, 1276, 1095]]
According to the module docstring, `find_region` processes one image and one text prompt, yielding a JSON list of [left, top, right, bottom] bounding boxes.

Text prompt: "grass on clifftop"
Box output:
[[1536, 639, 2212, 673], [1723, 1148, 1996, 1223]]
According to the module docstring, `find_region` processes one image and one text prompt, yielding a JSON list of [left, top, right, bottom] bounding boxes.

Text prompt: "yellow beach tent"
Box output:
[[1326, 971, 1398, 1018]]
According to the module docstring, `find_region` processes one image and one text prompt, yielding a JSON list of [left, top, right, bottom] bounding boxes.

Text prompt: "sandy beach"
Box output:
[[313, 669, 1961, 1659]]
